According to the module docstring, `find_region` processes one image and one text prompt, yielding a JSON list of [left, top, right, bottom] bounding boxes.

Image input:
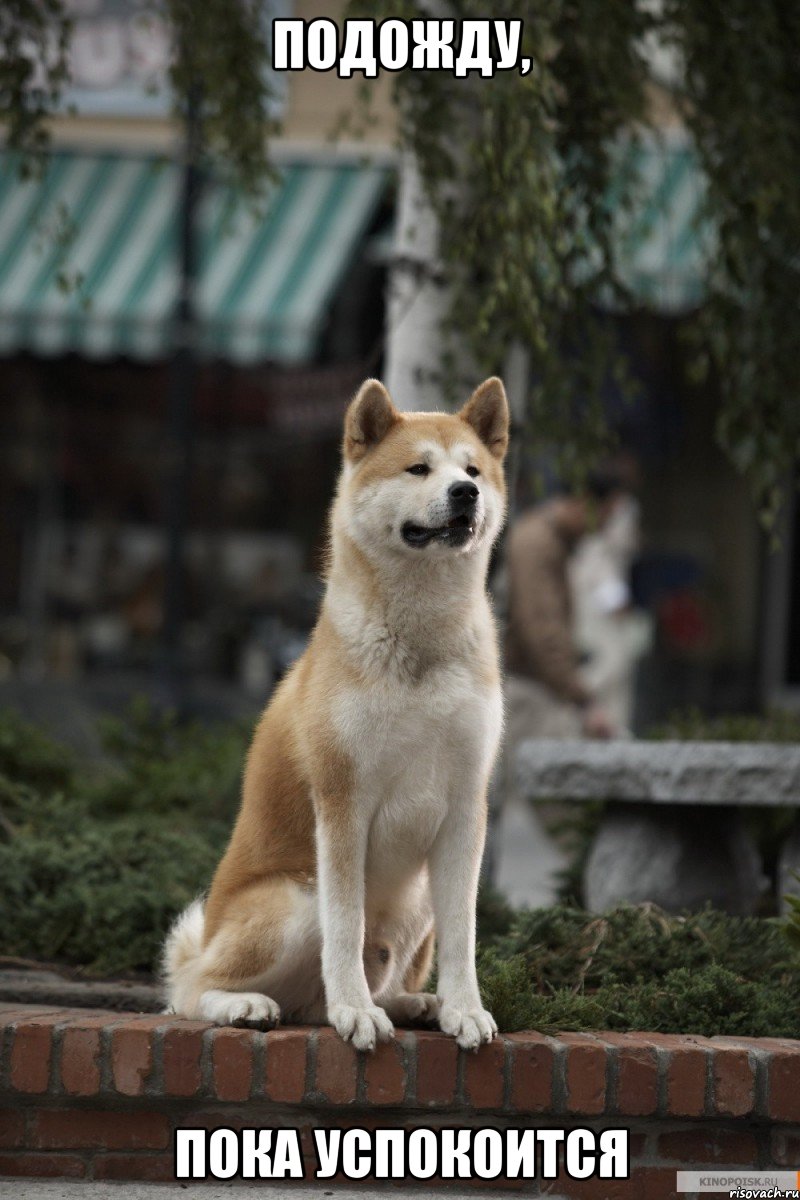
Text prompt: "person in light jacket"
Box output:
[[504, 469, 627, 745]]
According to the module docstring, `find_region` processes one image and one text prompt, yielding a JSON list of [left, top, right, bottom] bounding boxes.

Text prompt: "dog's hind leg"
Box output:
[[198, 988, 281, 1028], [165, 876, 322, 1027], [381, 925, 440, 1026]]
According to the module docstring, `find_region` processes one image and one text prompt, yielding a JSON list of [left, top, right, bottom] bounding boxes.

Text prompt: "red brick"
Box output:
[[658, 1128, 758, 1165], [0, 1005, 64, 1024], [628, 1132, 647, 1160], [0, 1106, 25, 1148], [508, 1033, 555, 1113], [162, 1022, 207, 1097], [415, 1032, 458, 1106], [562, 1033, 606, 1115], [666, 1046, 707, 1118], [363, 1035, 407, 1105], [31, 1108, 169, 1151], [171, 1110, 253, 1133], [771, 1128, 800, 1166], [264, 1029, 309, 1103], [211, 1027, 254, 1102], [769, 1048, 800, 1122], [712, 1047, 755, 1117], [640, 1166, 682, 1200], [712, 1035, 787, 1052], [314, 1029, 358, 1104], [60, 1027, 102, 1097], [633, 1032, 709, 1118], [0, 1152, 86, 1178], [111, 1024, 155, 1097], [602, 1034, 658, 1116], [464, 1036, 506, 1110], [94, 1153, 175, 1182], [9, 1016, 63, 1093]]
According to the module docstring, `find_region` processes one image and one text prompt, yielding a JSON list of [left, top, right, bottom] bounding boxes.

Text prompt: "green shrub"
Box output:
[[478, 958, 799, 1040], [493, 903, 795, 989], [0, 812, 226, 974], [0, 701, 246, 975], [475, 902, 800, 1037], [0, 707, 74, 791], [648, 707, 800, 743], [89, 697, 248, 819]]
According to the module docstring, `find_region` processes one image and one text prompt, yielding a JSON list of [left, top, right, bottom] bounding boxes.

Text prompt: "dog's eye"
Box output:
[[406, 463, 430, 476], [466, 465, 480, 478]]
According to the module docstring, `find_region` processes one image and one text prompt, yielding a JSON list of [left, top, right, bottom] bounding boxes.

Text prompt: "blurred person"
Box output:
[[489, 469, 628, 908], [570, 490, 653, 733], [504, 468, 627, 743]]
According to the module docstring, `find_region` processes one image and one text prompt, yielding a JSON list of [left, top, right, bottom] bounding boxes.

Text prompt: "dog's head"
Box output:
[[336, 377, 509, 562]]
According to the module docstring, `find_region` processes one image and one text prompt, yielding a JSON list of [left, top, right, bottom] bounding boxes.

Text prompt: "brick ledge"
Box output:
[[2, 1002, 799, 1118], [2, 1003, 800, 1193]]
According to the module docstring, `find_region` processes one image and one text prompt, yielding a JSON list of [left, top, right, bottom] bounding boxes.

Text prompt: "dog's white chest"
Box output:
[[333, 662, 502, 886], [335, 661, 497, 777]]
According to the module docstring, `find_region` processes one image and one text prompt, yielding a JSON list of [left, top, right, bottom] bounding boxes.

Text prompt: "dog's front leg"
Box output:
[[316, 809, 394, 1052], [428, 795, 497, 1050]]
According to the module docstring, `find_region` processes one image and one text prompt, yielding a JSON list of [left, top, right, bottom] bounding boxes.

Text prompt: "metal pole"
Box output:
[[160, 82, 202, 713]]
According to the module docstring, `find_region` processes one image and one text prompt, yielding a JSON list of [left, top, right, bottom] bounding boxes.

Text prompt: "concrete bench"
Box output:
[[516, 739, 800, 914]]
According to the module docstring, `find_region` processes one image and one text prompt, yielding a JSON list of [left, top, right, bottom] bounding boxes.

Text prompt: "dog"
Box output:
[[163, 375, 509, 1051]]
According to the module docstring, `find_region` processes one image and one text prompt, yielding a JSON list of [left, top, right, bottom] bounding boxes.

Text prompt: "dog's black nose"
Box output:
[[448, 480, 479, 508]]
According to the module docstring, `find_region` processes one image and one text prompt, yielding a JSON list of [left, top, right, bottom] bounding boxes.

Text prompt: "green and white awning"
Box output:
[[0, 136, 708, 363], [0, 151, 389, 363]]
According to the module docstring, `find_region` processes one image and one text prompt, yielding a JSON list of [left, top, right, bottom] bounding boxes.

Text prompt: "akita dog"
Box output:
[[163, 376, 509, 1051]]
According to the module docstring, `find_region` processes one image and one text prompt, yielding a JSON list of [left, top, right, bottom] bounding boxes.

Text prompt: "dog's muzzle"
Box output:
[[401, 482, 480, 548]]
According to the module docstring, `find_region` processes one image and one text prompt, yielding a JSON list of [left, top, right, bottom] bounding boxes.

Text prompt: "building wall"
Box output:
[[44, 0, 397, 156]]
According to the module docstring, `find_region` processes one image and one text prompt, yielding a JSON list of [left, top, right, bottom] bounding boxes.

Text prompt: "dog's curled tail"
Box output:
[[161, 898, 205, 1014]]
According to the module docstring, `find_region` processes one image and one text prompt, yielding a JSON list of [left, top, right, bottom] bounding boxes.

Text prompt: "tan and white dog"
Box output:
[[163, 376, 509, 1051]]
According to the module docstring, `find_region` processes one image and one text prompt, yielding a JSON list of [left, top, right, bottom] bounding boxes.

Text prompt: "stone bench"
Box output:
[[516, 740, 800, 914]]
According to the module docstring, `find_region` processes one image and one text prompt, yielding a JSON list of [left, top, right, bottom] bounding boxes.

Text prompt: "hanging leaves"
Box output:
[[0, 0, 72, 167], [351, 0, 655, 484], [662, 0, 800, 527], [165, 0, 278, 195], [354, 0, 800, 513]]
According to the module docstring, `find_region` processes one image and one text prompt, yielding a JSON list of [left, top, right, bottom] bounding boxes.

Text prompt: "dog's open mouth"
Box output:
[[401, 513, 476, 548]]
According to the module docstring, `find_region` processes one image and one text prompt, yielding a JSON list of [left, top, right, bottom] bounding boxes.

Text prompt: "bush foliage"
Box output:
[[475, 890, 800, 1037], [0, 702, 247, 974], [649, 707, 800, 744], [1, 705, 799, 1036]]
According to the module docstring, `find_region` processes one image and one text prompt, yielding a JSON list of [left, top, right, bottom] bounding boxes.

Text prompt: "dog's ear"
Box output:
[[344, 379, 400, 462], [459, 377, 509, 460]]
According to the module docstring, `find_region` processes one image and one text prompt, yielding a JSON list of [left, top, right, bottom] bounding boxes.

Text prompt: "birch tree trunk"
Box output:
[[383, 151, 452, 412]]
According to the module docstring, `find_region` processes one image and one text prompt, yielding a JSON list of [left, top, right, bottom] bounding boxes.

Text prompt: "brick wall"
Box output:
[[1, 1004, 799, 1196]]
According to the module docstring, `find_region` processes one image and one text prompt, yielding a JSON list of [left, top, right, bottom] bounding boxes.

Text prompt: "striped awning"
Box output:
[[0, 151, 389, 363]]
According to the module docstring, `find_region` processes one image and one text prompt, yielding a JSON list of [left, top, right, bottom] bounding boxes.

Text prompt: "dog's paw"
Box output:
[[199, 989, 281, 1029], [329, 1003, 394, 1051], [438, 1002, 497, 1050], [384, 992, 440, 1025]]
